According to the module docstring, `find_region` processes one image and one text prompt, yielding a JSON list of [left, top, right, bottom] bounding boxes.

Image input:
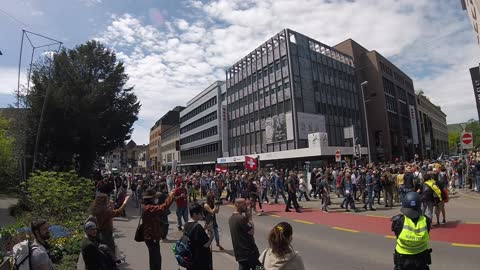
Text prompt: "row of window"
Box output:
[[180, 126, 218, 145], [180, 96, 217, 124], [307, 40, 354, 67], [228, 101, 292, 131], [180, 111, 217, 134], [181, 143, 220, 160], [228, 56, 289, 97], [227, 32, 287, 80]]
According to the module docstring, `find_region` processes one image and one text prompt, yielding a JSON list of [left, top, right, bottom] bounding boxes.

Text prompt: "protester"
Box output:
[[89, 193, 129, 258], [204, 191, 224, 251], [141, 187, 175, 270], [174, 179, 189, 231], [184, 203, 214, 270], [81, 221, 118, 270], [260, 222, 305, 270], [229, 198, 261, 270], [297, 175, 310, 202], [285, 173, 301, 213], [30, 219, 54, 270], [156, 182, 171, 241]]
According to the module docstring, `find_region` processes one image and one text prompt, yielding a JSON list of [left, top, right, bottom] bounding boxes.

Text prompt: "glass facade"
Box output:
[[226, 29, 362, 157]]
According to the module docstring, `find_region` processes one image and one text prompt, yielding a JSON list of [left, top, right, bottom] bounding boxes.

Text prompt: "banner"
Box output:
[[469, 66, 480, 121], [265, 115, 288, 143], [297, 112, 326, 139], [215, 164, 228, 174], [408, 105, 419, 145]]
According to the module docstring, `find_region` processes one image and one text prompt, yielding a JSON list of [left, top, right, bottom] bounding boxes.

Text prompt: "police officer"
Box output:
[[391, 191, 432, 270]]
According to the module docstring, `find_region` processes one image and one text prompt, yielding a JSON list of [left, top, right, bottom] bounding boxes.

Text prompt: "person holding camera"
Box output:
[[229, 198, 260, 270], [203, 191, 224, 251]]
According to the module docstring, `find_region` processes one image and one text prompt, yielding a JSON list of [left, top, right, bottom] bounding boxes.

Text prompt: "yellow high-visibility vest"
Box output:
[[396, 215, 430, 255]]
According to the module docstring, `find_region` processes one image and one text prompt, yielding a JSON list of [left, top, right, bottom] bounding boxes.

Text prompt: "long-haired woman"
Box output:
[[260, 222, 305, 270], [89, 193, 129, 258]]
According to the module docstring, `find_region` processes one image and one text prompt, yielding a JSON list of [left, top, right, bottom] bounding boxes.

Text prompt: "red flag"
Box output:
[[215, 164, 227, 174], [244, 156, 258, 171]]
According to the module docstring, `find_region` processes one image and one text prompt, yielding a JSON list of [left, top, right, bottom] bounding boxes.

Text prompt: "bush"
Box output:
[[23, 171, 95, 224], [0, 171, 95, 269]]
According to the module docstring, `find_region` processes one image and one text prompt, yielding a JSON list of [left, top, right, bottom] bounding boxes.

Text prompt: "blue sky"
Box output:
[[1, 0, 479, 145]]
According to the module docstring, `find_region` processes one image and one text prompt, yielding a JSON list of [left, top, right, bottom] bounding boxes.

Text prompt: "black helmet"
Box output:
[[401, 192, 421, 219]]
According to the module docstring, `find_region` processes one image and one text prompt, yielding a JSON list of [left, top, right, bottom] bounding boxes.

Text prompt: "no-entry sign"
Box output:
[[461, 132, 473, 149]]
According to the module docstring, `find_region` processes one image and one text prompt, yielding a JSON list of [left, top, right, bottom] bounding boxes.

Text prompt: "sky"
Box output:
[[1, 0, 479, 145]]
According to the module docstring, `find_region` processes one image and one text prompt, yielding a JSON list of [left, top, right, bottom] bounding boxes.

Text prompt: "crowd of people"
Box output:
[[17, 156, 478, 270]]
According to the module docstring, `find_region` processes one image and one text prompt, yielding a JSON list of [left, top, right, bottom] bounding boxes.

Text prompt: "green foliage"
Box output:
[[448, 131, 460, 153], [448, 119, 480, 153], [26, 40, 140, 177], [1, 171, 94, 269], [465, 119, 480, 147], [0, 115, 15, 187], [24, 171, 94, 224]]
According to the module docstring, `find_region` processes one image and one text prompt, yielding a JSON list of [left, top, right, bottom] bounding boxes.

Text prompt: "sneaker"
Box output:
[[322, 209, 329, 213], [217, 245, 225, 251], [285, 209, 291, 212], [178, 226, 183, 231], [442, 219, 446, 224], [295, 209, 302, 213], [369, 208, 376, 211], [256, 212, 263, 216]]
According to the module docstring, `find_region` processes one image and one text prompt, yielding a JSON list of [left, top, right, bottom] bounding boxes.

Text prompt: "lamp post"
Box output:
[[360, 81, 372, 164]]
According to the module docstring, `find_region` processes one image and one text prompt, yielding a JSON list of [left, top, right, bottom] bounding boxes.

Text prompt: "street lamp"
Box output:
[[360, 81, 372, 164]]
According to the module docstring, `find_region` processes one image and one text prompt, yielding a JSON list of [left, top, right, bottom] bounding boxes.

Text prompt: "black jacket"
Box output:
[[81, 236, 118, 270]]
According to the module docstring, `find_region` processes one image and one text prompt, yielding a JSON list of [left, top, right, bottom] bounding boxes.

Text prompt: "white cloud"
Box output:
[[95, 0, 480, 144], [0, 67, 24, 95], [79, 0, 102, 7]]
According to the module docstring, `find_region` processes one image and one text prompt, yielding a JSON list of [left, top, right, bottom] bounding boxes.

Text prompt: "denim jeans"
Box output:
[[364, 189, 374, 209], [213, 222, 220, 246], [145, 239, 161, 270], [176, 206, 188, 228], [458, 174, 463, 189]]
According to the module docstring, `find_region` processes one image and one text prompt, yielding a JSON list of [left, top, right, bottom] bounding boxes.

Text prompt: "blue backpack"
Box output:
[[172, 223, 198, 268]]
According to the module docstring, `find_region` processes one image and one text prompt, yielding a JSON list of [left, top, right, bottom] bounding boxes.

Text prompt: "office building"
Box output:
[[179, 81, 226, 168], [416, 92, 449, 159], [335, 39, 421, 162], [149, 106, 184, 171], [222, 29, 366, 166], [160, 125, 180, 171]]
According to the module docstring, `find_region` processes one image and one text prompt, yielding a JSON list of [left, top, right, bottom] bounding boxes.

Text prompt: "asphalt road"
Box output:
[[213, 204, 479, 270], [80, 198, 480, 270]]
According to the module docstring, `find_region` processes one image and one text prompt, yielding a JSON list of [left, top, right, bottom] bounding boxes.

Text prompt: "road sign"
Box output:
[[335, 149, 341, 162], [461, 132, 474, 149]]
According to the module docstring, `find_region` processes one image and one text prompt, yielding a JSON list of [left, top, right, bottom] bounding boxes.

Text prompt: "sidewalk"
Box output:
[[77, 199, 237, 270], [0, 194, 17, 227]]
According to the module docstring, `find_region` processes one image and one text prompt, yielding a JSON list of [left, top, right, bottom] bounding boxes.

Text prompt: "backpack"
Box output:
[[172, 223, 198, 268], [13, 240, 33, 270]]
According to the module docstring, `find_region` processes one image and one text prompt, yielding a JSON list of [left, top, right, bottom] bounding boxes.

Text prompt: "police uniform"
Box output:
[[391, 192, 432, 270]]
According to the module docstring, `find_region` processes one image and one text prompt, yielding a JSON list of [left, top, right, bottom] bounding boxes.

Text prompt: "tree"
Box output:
[[26, 40, 140, 177], [0, 114, 15, 186], [448, 131, 460, 154], [465, 119, 480, 148]]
